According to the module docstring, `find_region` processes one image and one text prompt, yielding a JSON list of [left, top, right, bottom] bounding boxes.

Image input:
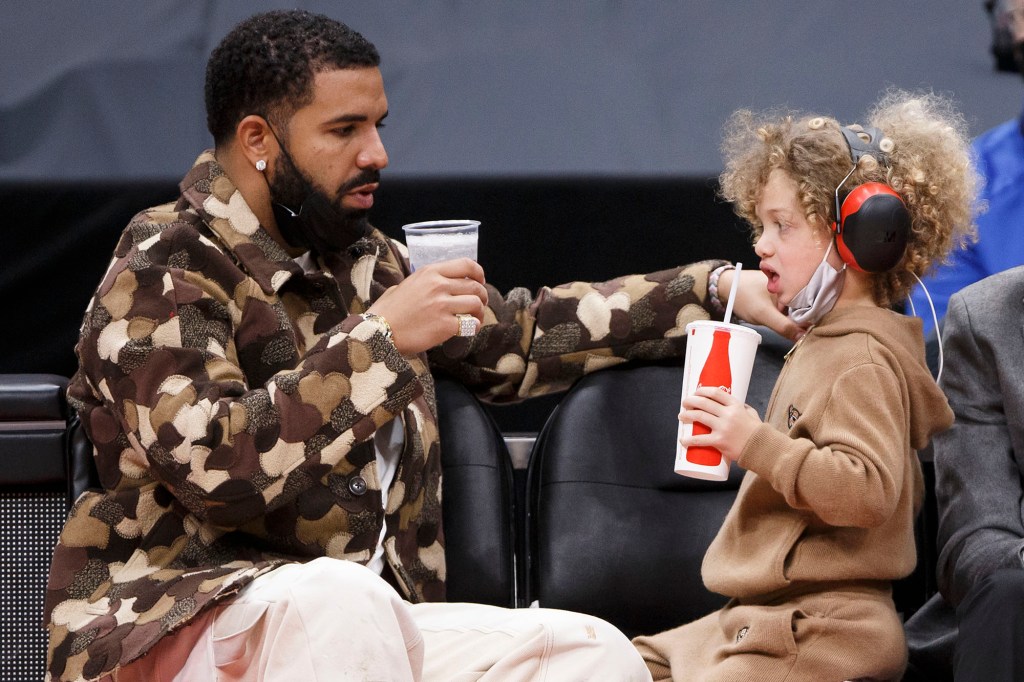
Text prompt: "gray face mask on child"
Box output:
[[787, 240, 847, 326]]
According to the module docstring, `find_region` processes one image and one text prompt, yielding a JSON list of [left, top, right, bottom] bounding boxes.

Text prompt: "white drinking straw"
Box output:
[[722, 262, 742, 324]]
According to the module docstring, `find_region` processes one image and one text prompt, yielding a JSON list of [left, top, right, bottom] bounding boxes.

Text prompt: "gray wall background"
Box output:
[[1, 1, 1020, 181]]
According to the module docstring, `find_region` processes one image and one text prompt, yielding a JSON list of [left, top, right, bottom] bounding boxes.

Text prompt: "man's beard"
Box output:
[[268, 149, 378, 253]]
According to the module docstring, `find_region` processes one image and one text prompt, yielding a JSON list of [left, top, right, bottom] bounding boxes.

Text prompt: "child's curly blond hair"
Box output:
[[718, 90, 980, 307]]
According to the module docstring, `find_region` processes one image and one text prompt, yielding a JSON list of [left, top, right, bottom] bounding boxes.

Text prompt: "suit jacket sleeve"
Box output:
[[935, 290, 1024, 607]]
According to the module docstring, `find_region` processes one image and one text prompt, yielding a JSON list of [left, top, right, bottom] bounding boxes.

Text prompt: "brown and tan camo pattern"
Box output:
[[44, 151, 724, 681]]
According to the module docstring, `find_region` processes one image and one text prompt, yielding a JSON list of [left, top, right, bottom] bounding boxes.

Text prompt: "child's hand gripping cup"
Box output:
[[674, 320, 762, 481]]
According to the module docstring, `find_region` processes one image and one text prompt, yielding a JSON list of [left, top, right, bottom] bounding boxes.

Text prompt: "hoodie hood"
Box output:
[[811, 304, 951, 449]]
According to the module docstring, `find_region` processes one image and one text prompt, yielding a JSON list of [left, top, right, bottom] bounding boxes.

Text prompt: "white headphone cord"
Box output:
[[906, 273, 943, 383]]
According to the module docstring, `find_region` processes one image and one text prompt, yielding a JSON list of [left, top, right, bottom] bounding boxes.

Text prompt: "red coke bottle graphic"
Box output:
[[687, 328, 732, 466]]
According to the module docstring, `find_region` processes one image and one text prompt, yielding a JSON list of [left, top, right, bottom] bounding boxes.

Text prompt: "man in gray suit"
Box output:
[[908, 265, 1024, 681]]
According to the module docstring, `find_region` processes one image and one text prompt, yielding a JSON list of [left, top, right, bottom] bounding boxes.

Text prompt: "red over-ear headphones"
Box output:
[[832, 126, 911, 273]]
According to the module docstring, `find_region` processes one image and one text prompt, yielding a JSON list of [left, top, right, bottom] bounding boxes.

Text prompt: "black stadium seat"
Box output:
[[524, 326, 787, 638]]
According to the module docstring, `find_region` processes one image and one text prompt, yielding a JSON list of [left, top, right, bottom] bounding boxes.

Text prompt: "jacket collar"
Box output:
[[178, 150, 302, 296]]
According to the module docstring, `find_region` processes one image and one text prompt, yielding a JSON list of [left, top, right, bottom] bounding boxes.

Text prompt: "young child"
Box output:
[[632, 91, 978, 681]]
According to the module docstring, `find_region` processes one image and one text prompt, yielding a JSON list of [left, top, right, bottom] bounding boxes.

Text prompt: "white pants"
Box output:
[[113, 557, 651, 682]]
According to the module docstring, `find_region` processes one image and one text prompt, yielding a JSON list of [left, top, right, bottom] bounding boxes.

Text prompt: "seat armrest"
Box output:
[[0, 374, 70, 490], [0, 374, 68, 421]]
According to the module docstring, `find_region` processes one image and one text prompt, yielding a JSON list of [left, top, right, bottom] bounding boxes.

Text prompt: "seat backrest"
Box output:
[[0, 374, 71, 682], [434, 375, 519, 607], [524, 327, 787, 638]]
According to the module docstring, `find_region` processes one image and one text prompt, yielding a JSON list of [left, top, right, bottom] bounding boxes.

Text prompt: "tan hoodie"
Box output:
[[702, 305, 953, 599]]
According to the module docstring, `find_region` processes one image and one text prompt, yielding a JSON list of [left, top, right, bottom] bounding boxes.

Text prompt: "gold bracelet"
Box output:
[[359, 312, 394, 343]]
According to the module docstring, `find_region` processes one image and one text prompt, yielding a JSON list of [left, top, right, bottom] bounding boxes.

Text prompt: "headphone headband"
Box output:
[[839, 125, 891, 165]]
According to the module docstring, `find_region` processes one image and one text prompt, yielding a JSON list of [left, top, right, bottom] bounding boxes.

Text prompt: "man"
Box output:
[[902, 265, 1024, 680], [44, 10, 797, 681], [904, 264, 1024, 681], [909, 0, 1024, 335]]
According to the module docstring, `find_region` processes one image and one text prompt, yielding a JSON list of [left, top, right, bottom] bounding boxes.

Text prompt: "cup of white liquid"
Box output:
[[401, 220, 480, 271]]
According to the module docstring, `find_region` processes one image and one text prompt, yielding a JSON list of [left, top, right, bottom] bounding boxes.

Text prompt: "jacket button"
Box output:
[[348, 475, 367, 496]]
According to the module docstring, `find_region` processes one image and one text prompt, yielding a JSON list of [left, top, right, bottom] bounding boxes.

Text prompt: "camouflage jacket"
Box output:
[[45, 151, 723, 681]]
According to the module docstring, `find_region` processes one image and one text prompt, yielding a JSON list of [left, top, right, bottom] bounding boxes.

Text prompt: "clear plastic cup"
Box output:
[[674, 320, 762, 481], [401, 220, 480, 271]]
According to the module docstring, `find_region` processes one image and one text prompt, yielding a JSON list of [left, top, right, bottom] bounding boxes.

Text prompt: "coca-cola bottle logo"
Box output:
[[687, 329, 733, 466]]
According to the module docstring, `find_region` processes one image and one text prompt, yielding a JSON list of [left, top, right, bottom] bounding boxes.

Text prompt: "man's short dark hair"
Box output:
[[205, 10, 380, 145]]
